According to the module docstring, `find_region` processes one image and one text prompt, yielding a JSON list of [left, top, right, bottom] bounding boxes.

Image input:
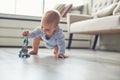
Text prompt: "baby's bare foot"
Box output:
[[58, 54, 68, 58], [28, 50, 38, 55]]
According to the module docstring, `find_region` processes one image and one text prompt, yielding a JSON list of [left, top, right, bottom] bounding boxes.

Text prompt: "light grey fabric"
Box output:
[[92, 0, 119, 17], [113, 2, 120, 15], [94, 3, 117, 17], [67, 13, 93, 33]]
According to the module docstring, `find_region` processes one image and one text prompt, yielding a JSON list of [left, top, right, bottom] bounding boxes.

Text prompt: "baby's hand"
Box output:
[[22, 30, 29, 36], [58, 54, 68, 58]]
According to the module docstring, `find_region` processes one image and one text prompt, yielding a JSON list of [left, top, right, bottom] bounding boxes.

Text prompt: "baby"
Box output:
[[22, 10, 67, 58]]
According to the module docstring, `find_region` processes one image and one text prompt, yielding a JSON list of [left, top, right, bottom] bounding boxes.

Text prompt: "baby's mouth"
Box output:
[[45, 35, 51, 40]]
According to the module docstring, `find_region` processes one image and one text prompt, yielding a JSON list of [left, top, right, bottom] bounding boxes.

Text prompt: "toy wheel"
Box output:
[[26, 54, 30, 58], [22, 55, 26, 58], [19, 54, 21, 57], [22, 54, 30, 58], [18, 50, 30, 58], [18, 51, 22, 57]]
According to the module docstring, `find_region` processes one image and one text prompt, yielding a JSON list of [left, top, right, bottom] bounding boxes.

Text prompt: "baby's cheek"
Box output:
[[41, 29, 45, 33]]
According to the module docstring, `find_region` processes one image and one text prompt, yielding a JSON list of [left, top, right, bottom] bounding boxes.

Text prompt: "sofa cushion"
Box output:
[[94, 3, 117, 17], [54, 4, 65, 15], [54, 4, 72, 17], [113, 2, 120, 15], [61, 4, 72, 17], [70, 15, 120, 34]]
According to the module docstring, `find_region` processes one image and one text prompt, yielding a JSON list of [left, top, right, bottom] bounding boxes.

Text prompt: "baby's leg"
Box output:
[[29, 36, 41, 55]]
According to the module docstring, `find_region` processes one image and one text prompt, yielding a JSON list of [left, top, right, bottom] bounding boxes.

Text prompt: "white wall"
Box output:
[[0, 0, 15, 14], [0, 0, 92, 16], [0, 0, 43, 16]]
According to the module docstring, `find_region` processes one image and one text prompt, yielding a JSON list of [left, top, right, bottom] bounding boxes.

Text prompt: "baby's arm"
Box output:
[[22, 27, 41, 38], [56, 30, 68, 58]]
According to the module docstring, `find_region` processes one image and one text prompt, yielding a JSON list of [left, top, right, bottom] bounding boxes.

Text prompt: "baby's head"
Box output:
[[41, 10, 61, 36]]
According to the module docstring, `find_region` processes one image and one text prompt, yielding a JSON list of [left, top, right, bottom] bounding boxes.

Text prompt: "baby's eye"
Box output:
[[40, 26, 43, 30]]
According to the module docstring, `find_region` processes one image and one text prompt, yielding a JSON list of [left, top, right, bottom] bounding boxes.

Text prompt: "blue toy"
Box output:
[[19, 36, 30, 58]]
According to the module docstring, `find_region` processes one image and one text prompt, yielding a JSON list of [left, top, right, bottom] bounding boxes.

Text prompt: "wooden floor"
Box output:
[[0, 48, 120, 80]]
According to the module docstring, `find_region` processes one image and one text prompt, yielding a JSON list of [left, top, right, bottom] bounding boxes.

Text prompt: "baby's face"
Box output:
[[41, 23, 57, 36]]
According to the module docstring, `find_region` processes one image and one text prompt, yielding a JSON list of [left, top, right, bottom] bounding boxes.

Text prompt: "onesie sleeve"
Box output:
[[29, 26, 41, 38]]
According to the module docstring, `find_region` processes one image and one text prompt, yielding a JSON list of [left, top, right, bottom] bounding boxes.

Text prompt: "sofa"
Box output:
[[67, 0, 120, 49]]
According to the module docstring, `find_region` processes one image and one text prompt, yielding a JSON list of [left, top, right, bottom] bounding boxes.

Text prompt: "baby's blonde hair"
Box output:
[[41, 10, 61, 28]]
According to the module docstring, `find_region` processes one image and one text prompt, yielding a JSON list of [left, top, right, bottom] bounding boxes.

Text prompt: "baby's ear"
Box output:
[[55, 24, 59, 28], [55, 26, 59, 30]]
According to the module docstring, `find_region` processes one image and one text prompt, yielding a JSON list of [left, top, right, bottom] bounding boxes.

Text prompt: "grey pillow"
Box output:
[[70, 5, 84, 14]]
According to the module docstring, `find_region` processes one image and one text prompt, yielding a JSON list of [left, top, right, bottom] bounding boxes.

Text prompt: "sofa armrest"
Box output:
[[67, 13, 93, 33]]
